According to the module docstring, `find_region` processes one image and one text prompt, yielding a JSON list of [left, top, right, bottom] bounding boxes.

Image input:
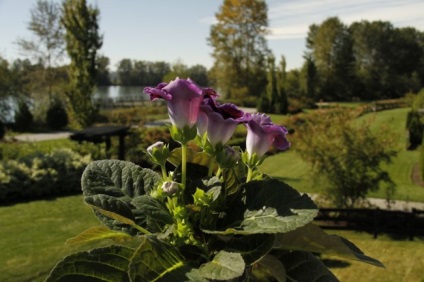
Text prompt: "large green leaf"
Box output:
[[257, 254, 286, 282], [82, 160, 160, 197], [129, 236, 206, 282], [224, 234, 275, 265], [45, 245, 134, 282], [277, 251, 339, 282], [81, 160, 161, 234], [131, 195, 174, 232], [204, 179, 318, 235], [198, 251, 245, 280], [66, 226, 132, 245], [274, 223, 385, 267]]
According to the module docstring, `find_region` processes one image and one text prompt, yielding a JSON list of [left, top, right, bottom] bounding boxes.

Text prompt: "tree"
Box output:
[[96, 55, 111, 86], [62, 0, 102, 128], [295, 108, 398, 208], [275, 55, 289, 114], [208, 0, 269, 99], [162, 60, 189, 82], [16, 0, 64, 100], [305, 17, 354, 101]]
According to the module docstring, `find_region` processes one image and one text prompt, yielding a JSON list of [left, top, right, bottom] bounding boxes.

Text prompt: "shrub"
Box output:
[[406, 110, 423, 149], [295, 108, 398, 208], [46, 99, 69, 130], [0, 148, 91, 203], [14, 100, 33, 132]]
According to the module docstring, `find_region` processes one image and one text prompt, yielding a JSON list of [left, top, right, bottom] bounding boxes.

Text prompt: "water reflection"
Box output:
[[96, 86, 145, 99]]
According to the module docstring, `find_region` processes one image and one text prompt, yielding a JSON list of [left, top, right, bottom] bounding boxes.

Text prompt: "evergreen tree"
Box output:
[[61, 0, 102, 128], [276, 55, 289, 114]]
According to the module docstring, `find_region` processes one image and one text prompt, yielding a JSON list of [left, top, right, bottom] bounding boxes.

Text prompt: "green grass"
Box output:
[[322, 230, 424, 282], [261, 108, 424, 203], [0, 196, 101, 282], [1, 196, 422, 282]]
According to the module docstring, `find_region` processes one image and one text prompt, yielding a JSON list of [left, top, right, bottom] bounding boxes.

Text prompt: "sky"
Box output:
[[0, 0, 423, 71]]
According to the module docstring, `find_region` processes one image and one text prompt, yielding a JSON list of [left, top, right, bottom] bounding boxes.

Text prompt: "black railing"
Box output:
[[314, 208, 424, 240]]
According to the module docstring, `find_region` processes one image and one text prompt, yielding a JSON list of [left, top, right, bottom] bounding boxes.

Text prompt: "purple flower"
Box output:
[[197, 97, 251, 146], [245, 113, 290, 158], [144, 78, 217, 129]]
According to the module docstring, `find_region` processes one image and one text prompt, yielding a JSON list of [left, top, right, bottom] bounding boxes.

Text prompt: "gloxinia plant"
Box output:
[[46, 78, 384, 282]]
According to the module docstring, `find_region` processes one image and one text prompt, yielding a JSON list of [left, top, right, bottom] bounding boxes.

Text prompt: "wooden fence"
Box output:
[[314, 208, 424, 240]]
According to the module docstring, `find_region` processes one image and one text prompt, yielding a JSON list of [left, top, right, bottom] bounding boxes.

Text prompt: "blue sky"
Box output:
[[0, 0, 423, 71]]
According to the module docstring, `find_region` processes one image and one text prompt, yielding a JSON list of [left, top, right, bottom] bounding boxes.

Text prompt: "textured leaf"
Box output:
[[225, 234, 275, 265], [257, 254, 286, 282], [278, 251, 339, 282], [81, 160, 161, 234], [129, 236, 206, 282], [66, 226, 132, 245], [199, 251, 245, 280], [82, 160, 160, 197], [275, 223, 385, 267], [204, 179, 318, 235], [131, 195, 174, 232], [45, 245, 134, 282]]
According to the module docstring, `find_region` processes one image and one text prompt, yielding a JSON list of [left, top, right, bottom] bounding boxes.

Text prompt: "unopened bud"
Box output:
[[147, 141, 170, 165], [161, 181, 180, 196]]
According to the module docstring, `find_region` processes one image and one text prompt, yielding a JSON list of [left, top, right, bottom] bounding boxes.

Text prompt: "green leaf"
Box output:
[[224, 234, 275, 265], [129, 236, 206, 282], [275, 223, 385, 267], [204, 179, 318, 235], [45, 245, 134, 282], [82, 160, 160, 197], [131, 195, 174, 232], [257, 254, 286, 282], [199, 251, 245, 280], [81, 160, 161, 234], [66, 226, 132, 245], [277, 251, 339, 282]]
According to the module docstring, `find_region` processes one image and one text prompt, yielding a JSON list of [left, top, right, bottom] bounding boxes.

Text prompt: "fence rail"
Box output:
[[314, 208, 424, 240]]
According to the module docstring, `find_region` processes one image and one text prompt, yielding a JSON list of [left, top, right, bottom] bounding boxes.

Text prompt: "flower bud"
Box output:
[[147, 141, 170, 165], [161, 181, 180, 196]]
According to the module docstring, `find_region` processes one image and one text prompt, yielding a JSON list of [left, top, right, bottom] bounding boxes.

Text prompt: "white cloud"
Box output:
[[267, 0, 424, 40]]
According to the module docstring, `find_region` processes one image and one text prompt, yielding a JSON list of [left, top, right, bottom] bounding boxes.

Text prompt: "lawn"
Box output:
[[0, 195, 101, 282], [261, 107, 424, 203], [1, 195, 422, 282], [323, 230, 424, 282]]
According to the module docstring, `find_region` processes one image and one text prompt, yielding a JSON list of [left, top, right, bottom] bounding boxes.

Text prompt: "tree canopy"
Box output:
[[62, 0, 102, 128], [208, 0, 270, 99]]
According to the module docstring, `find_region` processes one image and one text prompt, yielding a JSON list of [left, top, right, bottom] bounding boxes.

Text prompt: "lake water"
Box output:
[[95, 86, 146, 99]]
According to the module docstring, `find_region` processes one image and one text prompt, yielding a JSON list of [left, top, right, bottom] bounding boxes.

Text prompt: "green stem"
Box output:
[[246, 167, 253, 182], [216, 167, 222, 178], [181, 143, 187, 189], [161, 164, 167, 179], [207, 156, 215, 177]]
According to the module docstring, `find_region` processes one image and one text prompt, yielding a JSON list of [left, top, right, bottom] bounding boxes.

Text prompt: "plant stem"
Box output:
[[182, 143, 187, 189], [246, 167, 253, 182], [216, 167, 222, 178], [161, 165, 167, 179], [208, 156, 215, 177]]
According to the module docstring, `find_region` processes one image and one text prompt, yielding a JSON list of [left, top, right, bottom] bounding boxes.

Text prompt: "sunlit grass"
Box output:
[[0, 196, 100, 282]]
